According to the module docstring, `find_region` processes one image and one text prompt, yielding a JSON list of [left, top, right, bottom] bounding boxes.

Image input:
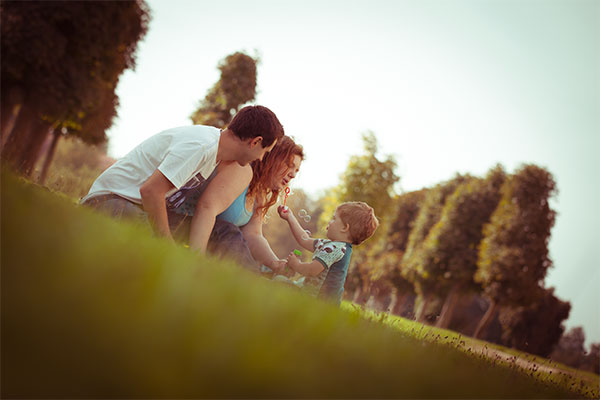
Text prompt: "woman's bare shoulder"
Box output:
[[216, 161, 253, 182]]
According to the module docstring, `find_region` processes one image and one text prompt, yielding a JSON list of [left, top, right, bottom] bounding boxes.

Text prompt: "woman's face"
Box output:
[[272, 154, 302, 190]]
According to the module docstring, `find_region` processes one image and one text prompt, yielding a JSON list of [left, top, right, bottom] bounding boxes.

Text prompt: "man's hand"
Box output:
[[140, 169, 175, 239]]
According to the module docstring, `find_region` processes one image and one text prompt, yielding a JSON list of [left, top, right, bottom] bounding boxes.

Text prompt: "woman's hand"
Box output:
[[270, 259, 287, 274]]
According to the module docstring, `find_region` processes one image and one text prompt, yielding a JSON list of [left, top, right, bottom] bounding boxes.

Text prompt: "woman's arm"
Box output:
[[241, 211, 286, 272], [189, 162, 252, 251]]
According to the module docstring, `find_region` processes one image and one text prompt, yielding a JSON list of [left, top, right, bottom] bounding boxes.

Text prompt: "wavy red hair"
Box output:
[[248, 136, 304, 217]]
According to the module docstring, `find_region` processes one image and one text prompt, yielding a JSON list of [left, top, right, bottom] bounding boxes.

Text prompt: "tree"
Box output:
[[371, 189, 427, 314], [1, 1, 150, 175], [473, 164, 557, 338], [498, 287, 570, 357], [190, 52, 258, 128], [550, 327, 587, 368], [400, 174, 468, 322], [580, 343, 600, 374], [417, 166, 506, 328]]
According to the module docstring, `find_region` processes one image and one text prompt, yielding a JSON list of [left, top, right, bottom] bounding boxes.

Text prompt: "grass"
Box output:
[[0, 169, 592, 398], [343, 303, 600, 399]]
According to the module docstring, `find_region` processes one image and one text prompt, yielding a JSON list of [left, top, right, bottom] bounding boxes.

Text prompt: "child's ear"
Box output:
[[341, 223, 350, 232]]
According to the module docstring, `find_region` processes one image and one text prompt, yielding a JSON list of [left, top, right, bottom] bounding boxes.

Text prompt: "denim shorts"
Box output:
[[167, 212, 259, 272], [82, 194, 150, 228]]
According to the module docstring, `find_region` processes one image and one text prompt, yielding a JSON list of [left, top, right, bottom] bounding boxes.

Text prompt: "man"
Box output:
[[81, 105, 284, 241]]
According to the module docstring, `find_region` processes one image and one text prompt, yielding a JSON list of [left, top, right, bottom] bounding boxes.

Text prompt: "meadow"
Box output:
[[1, 169, 597, 398]]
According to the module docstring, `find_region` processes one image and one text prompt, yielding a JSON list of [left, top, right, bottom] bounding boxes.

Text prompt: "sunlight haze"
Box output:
[[106, 0, 599, 346]]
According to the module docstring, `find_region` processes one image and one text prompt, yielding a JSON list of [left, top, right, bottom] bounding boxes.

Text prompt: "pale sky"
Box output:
[[107, 0, 599, 347]]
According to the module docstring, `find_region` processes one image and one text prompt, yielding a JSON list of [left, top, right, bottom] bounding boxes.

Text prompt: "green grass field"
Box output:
[[1, 170, 595, 398]]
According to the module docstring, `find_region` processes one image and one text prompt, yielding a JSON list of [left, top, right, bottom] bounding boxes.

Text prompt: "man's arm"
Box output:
[[241, 213, 286, 273], [189, 162, 251, 252], [140, 170, 176, 240], [277, 206, 314, 251]]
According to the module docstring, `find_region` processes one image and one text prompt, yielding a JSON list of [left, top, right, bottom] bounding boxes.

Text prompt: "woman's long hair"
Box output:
[[248, 136, 304, 217]]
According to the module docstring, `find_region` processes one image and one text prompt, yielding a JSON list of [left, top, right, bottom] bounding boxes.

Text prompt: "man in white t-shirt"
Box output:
[[81, 105, 284, 241]]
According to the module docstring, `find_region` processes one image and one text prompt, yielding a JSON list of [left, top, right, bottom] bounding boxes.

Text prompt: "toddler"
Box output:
[[277, 201, 379, 304]]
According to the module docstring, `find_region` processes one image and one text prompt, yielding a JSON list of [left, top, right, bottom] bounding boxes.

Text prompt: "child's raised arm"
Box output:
[[277, 205, 314, 251]]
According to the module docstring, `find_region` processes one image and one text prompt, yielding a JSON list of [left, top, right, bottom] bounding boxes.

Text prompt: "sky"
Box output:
[[106, 0, 599, 347]]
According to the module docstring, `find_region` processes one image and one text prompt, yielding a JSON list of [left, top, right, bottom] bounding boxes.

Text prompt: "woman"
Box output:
[[167, 136, 304, 273]]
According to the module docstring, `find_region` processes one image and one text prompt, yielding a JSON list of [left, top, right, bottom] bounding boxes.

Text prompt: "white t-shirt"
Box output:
[[81, 125, 220, 204]]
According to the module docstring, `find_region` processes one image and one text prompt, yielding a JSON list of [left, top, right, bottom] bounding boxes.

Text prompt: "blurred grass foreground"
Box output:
[[0, 170, 583, 398]]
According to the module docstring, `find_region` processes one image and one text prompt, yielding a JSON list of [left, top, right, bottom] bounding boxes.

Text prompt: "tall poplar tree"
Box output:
[[418, 166, 506, 328], [190, 52, 258, 128], [474, 164, 557, 338], [400, 174, 468, 321], [1, 1, 150, 175]]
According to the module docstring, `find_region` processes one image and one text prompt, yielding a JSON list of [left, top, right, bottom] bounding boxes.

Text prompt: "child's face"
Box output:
[[326, 209, 348, 241]]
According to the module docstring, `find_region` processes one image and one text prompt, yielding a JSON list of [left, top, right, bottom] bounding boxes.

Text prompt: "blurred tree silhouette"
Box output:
[[1, 1, 150, 176], [417, 165, 506, 329], [550, 327, 587, 368], [400, 174, 468, 322], [190, 52, 258, 128], [474, 164, 557, 338], [368, 189, 427, 314], [498, 287, 570, 357]]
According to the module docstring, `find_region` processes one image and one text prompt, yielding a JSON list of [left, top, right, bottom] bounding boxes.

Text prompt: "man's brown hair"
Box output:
[[336, 201, 379, 245], [228, 105, 284, 147]]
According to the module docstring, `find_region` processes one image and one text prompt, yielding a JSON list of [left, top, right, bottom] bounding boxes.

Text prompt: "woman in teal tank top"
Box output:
[[167, 136, 304, 273]]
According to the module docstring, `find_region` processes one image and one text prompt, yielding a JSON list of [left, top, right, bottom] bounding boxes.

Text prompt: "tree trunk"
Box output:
[[415, 294, 431, 323], [473, 300, 499, 339], [1, 104, 49, 174], [355, 284, 371, 306], [39, 129, 60, 185], [352, 286, 363, 304], [2, 105, 35, 168], [391, 291, 409, 316], [1, 103, 22, 151], [22, 125, 53, 177], [436, 285, 462, 329]]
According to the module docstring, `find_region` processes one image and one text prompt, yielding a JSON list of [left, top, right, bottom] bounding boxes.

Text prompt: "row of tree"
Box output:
[[266, 133, 589, 360], [1, 1, 150, 181]]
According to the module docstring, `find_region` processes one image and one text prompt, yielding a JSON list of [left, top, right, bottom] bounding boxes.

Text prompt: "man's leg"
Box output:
[[207, 219, 259, 272], [83, 195, 150, 228]]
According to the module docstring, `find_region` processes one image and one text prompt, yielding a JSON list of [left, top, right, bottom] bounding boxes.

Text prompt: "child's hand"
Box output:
[[277, 205, 292, 220], [286, 253, 300, 271]]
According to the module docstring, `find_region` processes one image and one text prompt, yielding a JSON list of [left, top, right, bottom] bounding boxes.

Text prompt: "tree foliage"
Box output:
[[417, 166, 506, 327], [550, 327, 588, 368], [1, 0, 150, 175], [189, 52, 258, 128], [475, 164, 557, 306], [400, 174, 469, 319], [498, 287, 570, 357]]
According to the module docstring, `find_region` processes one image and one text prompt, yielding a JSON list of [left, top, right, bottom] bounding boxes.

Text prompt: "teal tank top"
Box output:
[[217, 186, 253, 227], [167, 170, 253, 227]]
